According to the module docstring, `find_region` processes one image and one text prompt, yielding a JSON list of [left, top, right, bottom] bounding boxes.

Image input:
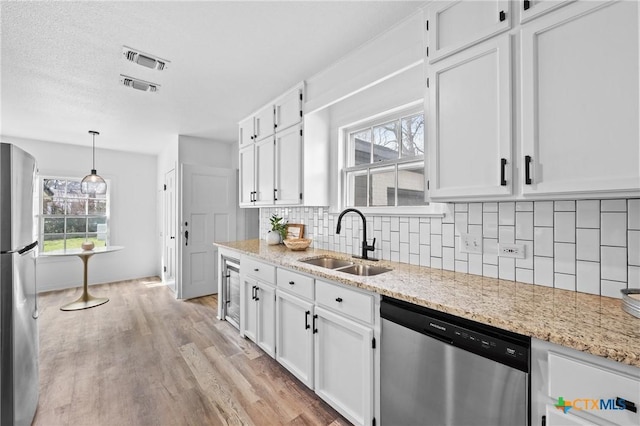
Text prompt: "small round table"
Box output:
[[41, 246, 124, 311]]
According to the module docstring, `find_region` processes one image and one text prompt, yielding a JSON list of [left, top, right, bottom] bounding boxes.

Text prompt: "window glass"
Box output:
[[351, 129, 372, 166], [398, 162, 425, 206], [373, 121, 399, 162], [40, 177, 109, 252], [401, 114, 424, 157], [370, 166, 396, 207]]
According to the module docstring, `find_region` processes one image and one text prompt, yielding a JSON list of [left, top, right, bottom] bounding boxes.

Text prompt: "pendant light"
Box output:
[[81, 130, 107, 195]]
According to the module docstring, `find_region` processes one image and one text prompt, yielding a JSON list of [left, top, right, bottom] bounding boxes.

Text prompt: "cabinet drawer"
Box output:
[[548, 352, 640, 425], [242, 256, 275, 284], [277, 268, 314, 300], [315, 280, 373, 324]]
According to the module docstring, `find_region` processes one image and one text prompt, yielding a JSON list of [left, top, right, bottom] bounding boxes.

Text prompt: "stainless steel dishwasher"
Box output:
[[381, 297, 530, 426]]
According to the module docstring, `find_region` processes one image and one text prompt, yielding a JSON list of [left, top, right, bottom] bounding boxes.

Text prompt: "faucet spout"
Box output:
[[336, 208, 377, 261]]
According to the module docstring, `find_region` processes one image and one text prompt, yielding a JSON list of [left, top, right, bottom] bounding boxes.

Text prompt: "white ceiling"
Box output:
[[1, 1, 426, 155]]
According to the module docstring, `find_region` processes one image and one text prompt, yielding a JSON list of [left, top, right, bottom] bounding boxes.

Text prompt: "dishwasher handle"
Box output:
[[422, 328, 453, 345]]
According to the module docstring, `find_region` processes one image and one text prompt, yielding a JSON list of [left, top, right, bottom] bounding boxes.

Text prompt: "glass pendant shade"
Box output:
[[81, 130, 107, 195]]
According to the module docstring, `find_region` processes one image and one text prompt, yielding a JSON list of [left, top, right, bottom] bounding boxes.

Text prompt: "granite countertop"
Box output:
[[215, 239, 640, 368]]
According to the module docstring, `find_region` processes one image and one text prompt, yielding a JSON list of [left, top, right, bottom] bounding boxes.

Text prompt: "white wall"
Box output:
[[3, 136, 158, 292]]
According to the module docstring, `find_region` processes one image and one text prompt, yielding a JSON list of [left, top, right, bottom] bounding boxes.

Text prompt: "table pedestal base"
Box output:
[[60, 294, 109, 311]]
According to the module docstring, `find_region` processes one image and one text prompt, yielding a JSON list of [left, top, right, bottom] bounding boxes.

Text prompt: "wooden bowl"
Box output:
[[283, 238, 312, 251]]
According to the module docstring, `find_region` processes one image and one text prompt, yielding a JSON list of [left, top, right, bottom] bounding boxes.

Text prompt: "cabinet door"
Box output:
[[275, 88, 302, 133], [241, 276, 257, 341], [314, 307, 373, 426], [544, 405, 598, 426], [254, 104, 275, 142], [239, 116, 255, 148], [239, 145, 255, 206], [519, 0, 574, 24], [275, 290, 314, 387], [427, 34, 512, 200], [427, 0, 510, 63], [256, 282, 276, 357], [275, 124, 302, 205], [254, 138, 275, 205], [521, 1, 640, 197]]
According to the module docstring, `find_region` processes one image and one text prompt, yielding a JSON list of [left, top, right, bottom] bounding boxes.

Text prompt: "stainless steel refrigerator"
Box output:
[[0, 143, 39, 426]]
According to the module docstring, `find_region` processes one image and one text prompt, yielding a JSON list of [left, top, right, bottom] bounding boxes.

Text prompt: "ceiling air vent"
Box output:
[[122, 46, 169, 71], [119, 75, 160, 93]]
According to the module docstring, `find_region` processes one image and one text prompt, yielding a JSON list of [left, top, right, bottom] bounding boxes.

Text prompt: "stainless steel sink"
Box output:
[[300, 257, 354, 269], [337, 264, 392, 276]]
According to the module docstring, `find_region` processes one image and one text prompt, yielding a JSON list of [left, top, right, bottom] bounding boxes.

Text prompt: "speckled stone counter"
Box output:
[[215, 239, 640, 367]]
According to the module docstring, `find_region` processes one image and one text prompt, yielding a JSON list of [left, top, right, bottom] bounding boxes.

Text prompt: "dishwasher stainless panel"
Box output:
[[381, 297, 529, 426]]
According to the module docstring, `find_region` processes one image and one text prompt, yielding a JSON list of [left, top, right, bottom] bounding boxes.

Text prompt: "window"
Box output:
[[344, 111, 425, 207], [40, 177, 109, 252]]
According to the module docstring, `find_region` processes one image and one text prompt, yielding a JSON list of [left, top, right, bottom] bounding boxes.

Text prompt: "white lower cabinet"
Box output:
[[313, 306, 374, 426], [241, 275, 276, 357], [275, 289, 314, 387]]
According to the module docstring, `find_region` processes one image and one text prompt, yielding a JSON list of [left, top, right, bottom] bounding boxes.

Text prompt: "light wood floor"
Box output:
[[33, 277, 350, 426]]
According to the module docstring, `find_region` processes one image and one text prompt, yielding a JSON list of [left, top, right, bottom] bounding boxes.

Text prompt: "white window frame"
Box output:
[[339, 102, 445, 216], [39, 176, 111, 252]]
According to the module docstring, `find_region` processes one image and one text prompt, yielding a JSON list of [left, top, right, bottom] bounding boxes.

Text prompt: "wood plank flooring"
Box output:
[[33, 277, 350, 426]]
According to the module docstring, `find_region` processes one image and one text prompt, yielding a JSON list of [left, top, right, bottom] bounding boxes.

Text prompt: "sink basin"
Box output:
[[300, 257, 354, 269], [336, 264, 392, 277]]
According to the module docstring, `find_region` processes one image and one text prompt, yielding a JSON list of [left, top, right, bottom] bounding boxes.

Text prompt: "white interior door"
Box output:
[[179, 165, 237, 300], [163, 169, 176, 291]]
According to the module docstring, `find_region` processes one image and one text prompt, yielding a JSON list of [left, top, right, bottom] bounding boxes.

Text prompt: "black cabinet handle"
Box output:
[[335, 297, 343, 303], [524, 0, 531, 10], [499, 10, 506, 21], [274, 188, 278, 201], [251, 286, 256, 300], [254, 287, 259, 301], [616, 397, 637, 413], [312, 314, 318, 334], [500, 158, 507, 186], [305, 310, 310, 329], [289, 281, 295, 285], [525, 155, 533, 184]]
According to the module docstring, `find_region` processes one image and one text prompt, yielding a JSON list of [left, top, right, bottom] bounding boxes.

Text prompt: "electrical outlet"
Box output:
[[499, 243, 526, 259], [460, 233, 483, 254]]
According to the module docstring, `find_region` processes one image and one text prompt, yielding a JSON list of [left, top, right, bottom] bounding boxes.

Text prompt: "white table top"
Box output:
[[40, 246, 124, 257]]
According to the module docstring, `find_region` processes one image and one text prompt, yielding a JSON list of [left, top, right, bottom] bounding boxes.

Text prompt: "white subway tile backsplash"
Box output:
[[555, 243, 576, 275], [263, 197, 638, 298], [601, 246, 627, 282], [628, 230, 640, 266], [499, 202, 515, 225], [554, 212, 576, 243], [628, 199, 640, 230], [577, 200, 600, 228], [515, 212, 534, 240], [601, 213, 627, 247], [555, 200, 575, 212], [601, 199, 627, 212], [534, 201, 554, 226], [534, 256, 554, 287], [469, 203, 483, 224], [534, 227, 554, 257], [577, 261, 600, 295], [576, 228, 599, 262], [600, 280, 626, 299], [555, 273, 576, 291]]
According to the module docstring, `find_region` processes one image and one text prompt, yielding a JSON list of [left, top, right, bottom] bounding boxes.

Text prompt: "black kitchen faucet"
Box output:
[[335, 208, 377, 260]]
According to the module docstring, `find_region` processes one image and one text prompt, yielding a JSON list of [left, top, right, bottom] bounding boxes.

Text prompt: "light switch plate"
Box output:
[[460, 233, 483, 254]]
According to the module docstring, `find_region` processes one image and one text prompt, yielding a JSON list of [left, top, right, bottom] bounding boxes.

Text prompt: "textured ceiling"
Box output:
[[0, 1, 426, 154]]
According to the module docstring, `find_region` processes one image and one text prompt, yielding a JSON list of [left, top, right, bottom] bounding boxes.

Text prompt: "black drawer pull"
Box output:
[[313, 314, 318, 334], [500, 158, 507, 186], [254, 268, 259, 272], [499, 10, 506, 21], [305, 310, 310, 329], [289, 280, 295, 285], [616, 397, 637, 413], [525, 155, 533, 184], [335, 297, 343, 303], [524, 0, 530, 11]]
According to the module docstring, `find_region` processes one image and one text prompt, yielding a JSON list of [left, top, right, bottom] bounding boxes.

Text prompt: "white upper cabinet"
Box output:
[[427, 0, 511, 63], [239, 117, 255, 148], [521, 0, 640, 198], [427, 34, 513, 200], [254, 104, 275, 142], [519, 0, 574, 24], [239, 144, 255, 206], [254, 138, 275, 205], [275, 124, 303, 205], [275, 88, 303, 133]]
